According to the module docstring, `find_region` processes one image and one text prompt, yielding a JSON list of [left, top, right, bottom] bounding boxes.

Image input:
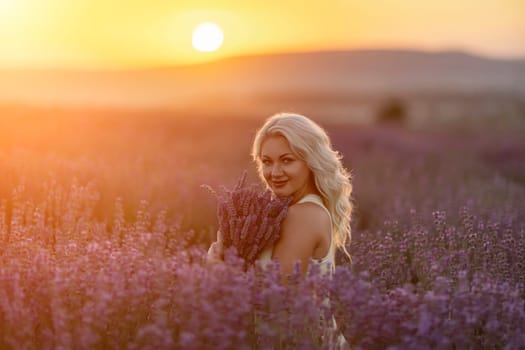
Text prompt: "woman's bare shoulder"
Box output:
[[282, 202, 330, 240], [287, 201, 331, 227], [272, 202, 325, 262]]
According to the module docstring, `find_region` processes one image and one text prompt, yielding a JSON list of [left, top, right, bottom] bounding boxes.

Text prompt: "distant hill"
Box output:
[[1, 49, 524, 108]]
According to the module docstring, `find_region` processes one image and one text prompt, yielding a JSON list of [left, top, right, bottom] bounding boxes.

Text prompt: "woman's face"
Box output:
[[259, 135, 317, 202]]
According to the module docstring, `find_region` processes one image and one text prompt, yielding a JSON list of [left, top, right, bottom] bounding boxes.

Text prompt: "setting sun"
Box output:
[[0, 1, 523, 68], [192, 22, 224, 53]]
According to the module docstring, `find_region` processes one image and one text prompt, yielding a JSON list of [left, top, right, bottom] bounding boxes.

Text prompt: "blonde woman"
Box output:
[[209, 113, 352, 274], [208, 112, 353, 349]]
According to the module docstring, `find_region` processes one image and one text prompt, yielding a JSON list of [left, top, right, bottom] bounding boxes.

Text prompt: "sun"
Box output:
[[192, 22, 224, 52]]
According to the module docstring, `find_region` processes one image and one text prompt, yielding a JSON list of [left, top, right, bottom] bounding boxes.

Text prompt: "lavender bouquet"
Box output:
[[203, 171, 292, 268]]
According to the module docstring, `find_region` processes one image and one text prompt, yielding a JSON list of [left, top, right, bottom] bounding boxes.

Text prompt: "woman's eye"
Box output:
[[262, 159, 271, 165], [282, 158, 293, 164]]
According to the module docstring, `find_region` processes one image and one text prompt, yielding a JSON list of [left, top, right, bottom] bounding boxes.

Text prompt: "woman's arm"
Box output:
[[271, 203, 327, 285], [206, 231, 224, 265]]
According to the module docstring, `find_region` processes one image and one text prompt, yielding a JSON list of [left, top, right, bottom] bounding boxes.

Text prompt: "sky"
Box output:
[[0, 0, 524, 69]]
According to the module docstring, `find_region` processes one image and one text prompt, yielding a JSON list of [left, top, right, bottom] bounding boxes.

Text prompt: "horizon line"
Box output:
[[1, 46, 524, 72]]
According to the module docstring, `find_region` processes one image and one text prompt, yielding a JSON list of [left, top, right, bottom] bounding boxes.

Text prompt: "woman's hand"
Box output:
[[206, 230, 224, 264]]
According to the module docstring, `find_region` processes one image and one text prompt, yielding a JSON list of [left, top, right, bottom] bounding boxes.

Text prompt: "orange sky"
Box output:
[[0, 0, 524, 69]]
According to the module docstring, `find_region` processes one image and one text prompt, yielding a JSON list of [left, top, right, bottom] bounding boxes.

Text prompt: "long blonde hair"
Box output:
[[251, 112, 353, 262]]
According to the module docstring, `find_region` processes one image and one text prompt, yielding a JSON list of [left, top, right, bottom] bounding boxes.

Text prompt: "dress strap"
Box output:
[[297, 194, 331, 219], [298, 194, 334, 263]]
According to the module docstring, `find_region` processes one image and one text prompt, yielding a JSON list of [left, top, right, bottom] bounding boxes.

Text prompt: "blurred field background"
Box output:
[[1, 64, 524, 251]]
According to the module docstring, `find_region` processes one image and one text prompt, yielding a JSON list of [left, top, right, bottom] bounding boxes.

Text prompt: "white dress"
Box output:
[[256, 193, 350, 350]]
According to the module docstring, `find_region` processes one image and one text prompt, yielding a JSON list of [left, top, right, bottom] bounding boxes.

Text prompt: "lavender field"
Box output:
[[0, 105, 524, 349]]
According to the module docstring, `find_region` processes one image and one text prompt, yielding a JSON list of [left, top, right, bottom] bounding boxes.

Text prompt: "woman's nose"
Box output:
[[271, 164, 284, 177]]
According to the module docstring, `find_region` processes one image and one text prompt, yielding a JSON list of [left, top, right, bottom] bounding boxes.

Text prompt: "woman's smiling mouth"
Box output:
[[272, 180, 288, 188]]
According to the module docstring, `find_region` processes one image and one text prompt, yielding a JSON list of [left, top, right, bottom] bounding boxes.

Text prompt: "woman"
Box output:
[[209, 112, 352, 273], [208, 112, 352, 348]]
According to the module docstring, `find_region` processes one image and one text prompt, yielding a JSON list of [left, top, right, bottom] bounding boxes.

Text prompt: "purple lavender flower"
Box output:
[[203, 171, 292, 269]]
